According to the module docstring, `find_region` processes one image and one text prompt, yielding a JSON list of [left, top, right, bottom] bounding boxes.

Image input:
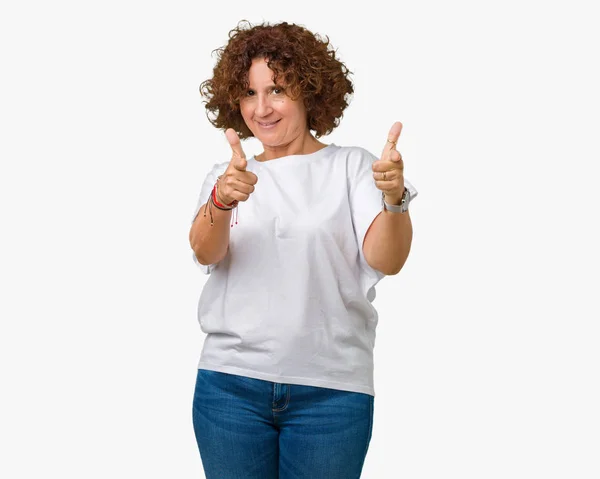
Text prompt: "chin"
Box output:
[[255, 134, 283, 147]]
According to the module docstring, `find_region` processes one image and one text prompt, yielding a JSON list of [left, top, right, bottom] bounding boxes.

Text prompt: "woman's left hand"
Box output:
[[372, 122, 405, 204]]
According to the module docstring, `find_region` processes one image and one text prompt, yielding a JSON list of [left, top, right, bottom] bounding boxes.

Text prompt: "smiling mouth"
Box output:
[[257, 119, 281, 128]]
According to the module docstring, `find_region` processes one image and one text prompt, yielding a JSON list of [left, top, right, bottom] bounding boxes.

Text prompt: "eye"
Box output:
[[272, 86, 285, 95], [246, 89, 255, 96]]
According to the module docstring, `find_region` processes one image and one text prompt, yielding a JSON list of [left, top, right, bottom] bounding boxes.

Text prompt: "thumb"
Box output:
[[380, 121, 403, 160], [233, 154, 247, 171], [225, 128, 247, 171]]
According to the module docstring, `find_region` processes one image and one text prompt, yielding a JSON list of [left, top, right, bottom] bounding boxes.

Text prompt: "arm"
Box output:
[[189, 202, 232, 266], [363, 207, 413, 276], [364, 122, 416, 275], [189, 128, 256, 267]]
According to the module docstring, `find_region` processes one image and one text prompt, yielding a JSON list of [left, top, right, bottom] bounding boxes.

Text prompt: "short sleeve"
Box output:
[[404, 179, 419, 202], [190, 162, 229, 274], [347, 148, 418, 300]]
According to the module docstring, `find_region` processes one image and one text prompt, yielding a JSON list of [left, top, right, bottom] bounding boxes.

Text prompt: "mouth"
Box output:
[[256, 119, 281, 129]]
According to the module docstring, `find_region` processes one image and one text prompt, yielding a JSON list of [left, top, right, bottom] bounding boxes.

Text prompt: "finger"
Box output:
[[224, 176, 255, 196], [234, 171, 259, 186], [389, 148, 403, 164], [222, 188, 250, 203], [372, 157, 404, 173], [217, 177, 250, 204], [222, 180, 251, 202], [380, 121, 403, 160], [243, 171, 259, 186], [373, 180, 397, 193], [373, 170, 398, 181], [225, 128, 247, 171], [225, 128, 246, 158]]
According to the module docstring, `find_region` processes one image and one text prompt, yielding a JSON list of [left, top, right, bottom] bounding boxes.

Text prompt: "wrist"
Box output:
[[384, 188, 405, 205], [215, 188, 232, 206]]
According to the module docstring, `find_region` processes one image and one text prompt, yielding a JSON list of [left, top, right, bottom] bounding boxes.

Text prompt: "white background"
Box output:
[[1, 0, 599, 477]]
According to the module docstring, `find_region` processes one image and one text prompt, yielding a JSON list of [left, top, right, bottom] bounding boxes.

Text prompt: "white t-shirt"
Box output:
[[190, 144, 418, 396]]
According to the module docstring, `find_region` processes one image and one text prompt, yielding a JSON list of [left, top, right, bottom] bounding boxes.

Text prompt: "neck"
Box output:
[[256, 133, 327, 162]]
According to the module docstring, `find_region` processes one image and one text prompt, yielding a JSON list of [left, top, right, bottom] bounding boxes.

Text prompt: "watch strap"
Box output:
[[382, 188, 410, 213]]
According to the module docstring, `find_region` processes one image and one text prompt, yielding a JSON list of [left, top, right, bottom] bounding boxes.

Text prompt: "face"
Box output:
[[239, 57, 309, 149]]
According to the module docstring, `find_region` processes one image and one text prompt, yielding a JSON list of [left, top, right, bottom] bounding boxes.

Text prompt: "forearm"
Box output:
[[189, 202, 232, 265], [363, 208, 413, 275]]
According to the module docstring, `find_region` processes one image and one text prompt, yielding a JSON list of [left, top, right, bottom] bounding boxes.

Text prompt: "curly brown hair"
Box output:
[[199, 21, 354, 139]]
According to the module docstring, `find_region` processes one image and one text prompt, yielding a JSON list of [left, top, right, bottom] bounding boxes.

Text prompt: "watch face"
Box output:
[[401, 189, 410, 211], [402, 189, 410, 203]]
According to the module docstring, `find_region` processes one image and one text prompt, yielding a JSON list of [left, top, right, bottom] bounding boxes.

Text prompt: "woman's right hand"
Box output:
[[216, 129, 259, 205]]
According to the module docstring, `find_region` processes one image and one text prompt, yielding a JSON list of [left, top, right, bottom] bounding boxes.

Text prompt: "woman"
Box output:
[[189, 21, 417, 478]]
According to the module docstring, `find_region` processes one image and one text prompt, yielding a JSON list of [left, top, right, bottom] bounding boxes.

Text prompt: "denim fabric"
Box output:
[[192, 368, 374, 478]]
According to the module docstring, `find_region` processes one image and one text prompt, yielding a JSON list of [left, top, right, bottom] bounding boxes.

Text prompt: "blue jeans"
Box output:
[[192, 369, 374, 478]]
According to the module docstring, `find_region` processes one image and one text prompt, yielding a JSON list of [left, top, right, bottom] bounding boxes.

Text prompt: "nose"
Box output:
[[255, 94, 273, 117]]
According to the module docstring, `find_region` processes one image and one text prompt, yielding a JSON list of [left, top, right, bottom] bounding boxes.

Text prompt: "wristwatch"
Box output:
[[382, 187, 411, 213]]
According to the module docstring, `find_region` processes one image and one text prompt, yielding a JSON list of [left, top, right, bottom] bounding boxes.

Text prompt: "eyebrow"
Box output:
[[247, 85, 283, 91]]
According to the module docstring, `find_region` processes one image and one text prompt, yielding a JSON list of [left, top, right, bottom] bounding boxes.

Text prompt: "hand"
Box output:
[[372, 122, 405, 205], [216, 129, 259, 205]]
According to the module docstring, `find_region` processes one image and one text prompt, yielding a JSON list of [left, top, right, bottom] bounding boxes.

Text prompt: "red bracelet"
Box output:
[[203, 181, 239, 228], [212, 185, 238, 208]]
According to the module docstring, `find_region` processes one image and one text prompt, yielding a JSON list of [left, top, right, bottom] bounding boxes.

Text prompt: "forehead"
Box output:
[[247, 57, 279, 85]]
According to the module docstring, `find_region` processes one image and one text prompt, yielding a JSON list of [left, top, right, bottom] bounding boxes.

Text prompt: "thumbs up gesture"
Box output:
[[372, 122, 405, 204], [216, 129, 259, 205]]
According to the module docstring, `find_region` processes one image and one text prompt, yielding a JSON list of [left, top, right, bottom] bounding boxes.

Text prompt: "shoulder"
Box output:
[[206, 160, 230, 177], [333, 145, 377, 162], [331, 146, 378, 175], [213, 160, 231, 170]]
